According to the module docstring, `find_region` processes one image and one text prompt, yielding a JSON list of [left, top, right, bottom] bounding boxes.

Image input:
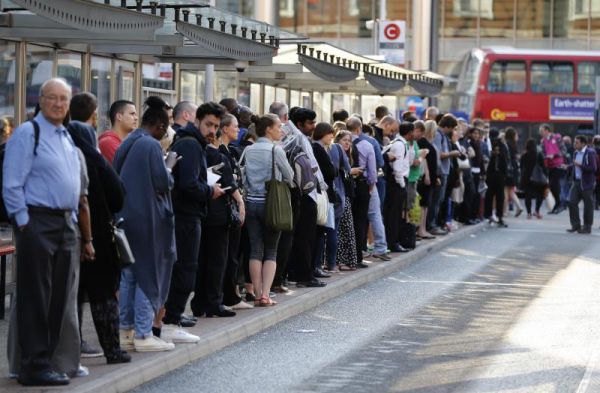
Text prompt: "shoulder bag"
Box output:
[[265, 145, 293, 231]]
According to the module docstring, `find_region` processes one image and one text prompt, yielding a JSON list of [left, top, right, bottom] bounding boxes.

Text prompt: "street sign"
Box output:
[[379, 20, 406, 66]]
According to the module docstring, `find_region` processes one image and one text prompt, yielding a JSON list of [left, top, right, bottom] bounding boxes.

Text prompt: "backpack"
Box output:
[[0, 120, 41, 222], [286, 143, 316, 195]]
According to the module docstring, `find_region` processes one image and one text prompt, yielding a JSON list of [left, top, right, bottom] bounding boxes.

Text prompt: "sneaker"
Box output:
[[134, 335, 175, 352], [75, 365, 89, 378], [119, 329, 135, 351], [372, 253, 391, 261], [231, 300, 254, 310], [80, 340, 103, 358], [161, 325, 200, 344]]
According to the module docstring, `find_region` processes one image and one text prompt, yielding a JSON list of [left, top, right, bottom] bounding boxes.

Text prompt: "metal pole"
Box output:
[[204, 0, 216, 103], [595, 76, 600, 134]]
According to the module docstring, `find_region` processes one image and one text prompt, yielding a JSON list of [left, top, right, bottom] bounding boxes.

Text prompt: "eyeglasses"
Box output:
[[41, 94, 70, 104]]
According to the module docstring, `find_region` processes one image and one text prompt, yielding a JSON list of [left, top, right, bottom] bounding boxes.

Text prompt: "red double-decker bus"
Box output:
[[453, 47, 600, 139]]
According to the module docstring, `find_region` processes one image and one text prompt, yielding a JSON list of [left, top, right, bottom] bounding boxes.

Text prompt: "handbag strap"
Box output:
[[271, 144, 276, 180]]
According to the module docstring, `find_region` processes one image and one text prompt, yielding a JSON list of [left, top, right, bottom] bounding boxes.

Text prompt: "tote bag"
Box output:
[[265, 145, 293, 231], [530, 163, 549, 186]]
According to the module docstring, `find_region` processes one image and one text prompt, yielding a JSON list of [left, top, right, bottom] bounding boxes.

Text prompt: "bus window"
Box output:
[[487, 61, 526, 93], [530, 62, 574, 93], [577, 62, 599, 94]]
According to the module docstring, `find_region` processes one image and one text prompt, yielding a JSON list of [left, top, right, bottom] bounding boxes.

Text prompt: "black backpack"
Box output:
[[0, 120, 41, 222]]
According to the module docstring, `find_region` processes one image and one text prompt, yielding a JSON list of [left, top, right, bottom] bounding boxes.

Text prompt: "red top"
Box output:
[[98, 131, 122, 164]]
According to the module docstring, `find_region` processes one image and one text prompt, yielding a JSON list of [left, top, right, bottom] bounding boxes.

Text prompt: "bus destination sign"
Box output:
[[549, 96, 595, 121]]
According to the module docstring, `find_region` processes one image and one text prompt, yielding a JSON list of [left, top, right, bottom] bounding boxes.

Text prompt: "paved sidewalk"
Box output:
[[0, 222, 483, 393]]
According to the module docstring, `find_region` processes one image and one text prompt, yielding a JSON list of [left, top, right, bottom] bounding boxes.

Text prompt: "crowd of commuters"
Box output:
[[3, 76, 597, 387]]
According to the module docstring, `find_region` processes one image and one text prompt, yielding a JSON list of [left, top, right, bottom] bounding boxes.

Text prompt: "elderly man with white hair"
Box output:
[[3, 78, 81, 386]]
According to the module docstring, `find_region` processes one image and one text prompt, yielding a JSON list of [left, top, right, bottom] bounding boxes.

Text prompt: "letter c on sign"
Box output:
[[490, 109, 506, 121]]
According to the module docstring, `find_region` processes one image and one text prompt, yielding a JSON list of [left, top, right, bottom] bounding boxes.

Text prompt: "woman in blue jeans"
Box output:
[[242, 114, 294, 306]]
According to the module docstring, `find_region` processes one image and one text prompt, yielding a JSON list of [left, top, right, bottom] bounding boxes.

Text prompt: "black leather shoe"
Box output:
[[313, 268, 331, 278], [390, 244, 409, 253], [206, 306, 236, 318], [18, 370, 70, 386], [296, 278, 327, 288], [566, 227, 580, 233], [357, 262, 369, 268], [179, 314, 197, 327], [578, 227, 591, 234], [106, 350, 132, 364]]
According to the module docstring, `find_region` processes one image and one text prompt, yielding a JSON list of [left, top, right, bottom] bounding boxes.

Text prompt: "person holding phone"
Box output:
[[163, 102, 225, 339]]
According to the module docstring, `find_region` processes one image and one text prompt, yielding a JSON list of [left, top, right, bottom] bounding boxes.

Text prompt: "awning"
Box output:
[[0, 0, 304, 66], [241, 43, 443, 97]]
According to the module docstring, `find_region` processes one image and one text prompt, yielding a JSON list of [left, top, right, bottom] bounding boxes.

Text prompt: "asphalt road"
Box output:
[[134, 210, 600, 393]]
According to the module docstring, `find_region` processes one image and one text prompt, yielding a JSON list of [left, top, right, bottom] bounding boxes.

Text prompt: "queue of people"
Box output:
[[4, 76, 597, 387]]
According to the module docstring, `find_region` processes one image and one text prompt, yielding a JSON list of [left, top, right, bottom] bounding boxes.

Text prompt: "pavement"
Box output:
[[131, 206, 600, 393], [0, 216, 483, 393]]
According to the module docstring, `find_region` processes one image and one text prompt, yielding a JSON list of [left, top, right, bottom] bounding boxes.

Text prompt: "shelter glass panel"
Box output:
[[216, 72, 237, 102], [181, 70, 205, 105], [275, 87, 287, 103], [250, 83, 261, 113], [0, 40, 16, 130], [264, 85, 275, 113], [290, 90, 300, 107], [361, 95, 397, 124], [57, 51, 82, 96], [91, 56, 112, 133], [301, 91, 312, 109], [116, 60, 135, 102], [238, 80, 251, 108], [26, 44, 54, 118]]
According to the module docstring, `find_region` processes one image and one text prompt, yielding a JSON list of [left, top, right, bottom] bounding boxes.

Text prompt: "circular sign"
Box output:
[[383, 23, 401, 40]]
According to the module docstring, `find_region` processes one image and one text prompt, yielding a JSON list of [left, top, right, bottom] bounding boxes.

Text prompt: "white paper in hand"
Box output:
[[207, 170, 221, 186]]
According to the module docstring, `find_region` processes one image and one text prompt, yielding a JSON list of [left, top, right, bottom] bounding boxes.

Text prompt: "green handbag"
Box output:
[[265, 145, 293, 231]]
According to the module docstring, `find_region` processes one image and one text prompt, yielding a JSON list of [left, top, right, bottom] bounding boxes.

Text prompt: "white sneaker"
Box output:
[[119, 329, 135, 351], [231, 301, 254, 310], [134, 335, 175, 352], [161, 325, 200, 344]]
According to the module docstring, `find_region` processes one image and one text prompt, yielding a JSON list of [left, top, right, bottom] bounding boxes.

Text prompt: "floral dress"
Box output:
[[336, 196, 358, 268]]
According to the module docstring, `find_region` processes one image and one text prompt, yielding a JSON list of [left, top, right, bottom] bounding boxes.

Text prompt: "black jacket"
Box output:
[[170, 123, 212, 219], [204, 144, 236, 227], [67, 121, 125, 300], [312, 142, 337, 203]]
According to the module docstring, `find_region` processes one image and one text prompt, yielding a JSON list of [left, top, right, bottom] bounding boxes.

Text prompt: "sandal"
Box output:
[[258, 295, 277, 307], [339, 265, 357, 271]]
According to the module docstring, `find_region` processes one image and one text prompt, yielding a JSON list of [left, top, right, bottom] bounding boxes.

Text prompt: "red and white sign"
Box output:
[[378, 20, 406, 66]]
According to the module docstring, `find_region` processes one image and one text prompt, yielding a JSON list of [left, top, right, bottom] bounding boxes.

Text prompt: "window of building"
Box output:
[[570, 0, 600, 20], [275, 87, 287, 103], [0, 40, 16, 128], [530, 62, 574, 93], [487, 61, 526, 93], [91, 56, 112, 132], [577, 62, 600, 94], [453, 0, 494, 19]]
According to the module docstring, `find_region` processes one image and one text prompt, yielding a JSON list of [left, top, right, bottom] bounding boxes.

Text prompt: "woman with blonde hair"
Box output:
[[416, 120, 439, 239]]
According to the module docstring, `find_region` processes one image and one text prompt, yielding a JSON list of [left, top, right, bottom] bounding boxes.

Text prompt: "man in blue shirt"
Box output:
[[3, 78, 81, 386]]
